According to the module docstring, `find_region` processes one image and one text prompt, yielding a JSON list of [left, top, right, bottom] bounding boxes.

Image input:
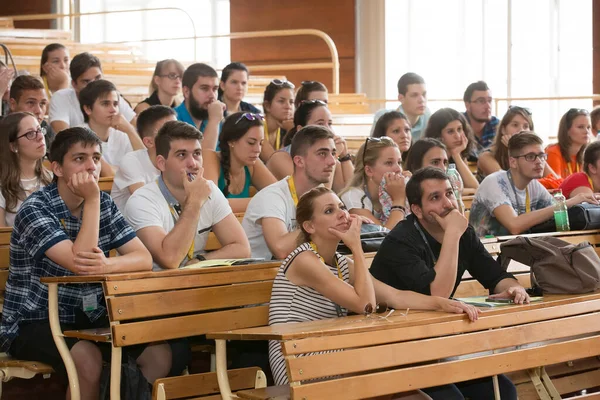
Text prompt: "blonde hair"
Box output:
[[149, 59, 185, 96]]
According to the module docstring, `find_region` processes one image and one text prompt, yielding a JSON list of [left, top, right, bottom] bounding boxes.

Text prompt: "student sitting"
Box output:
[[339, 137, 409, 229], [134, 59, 184, 114], [218, 62, 260, 116], [0, 61, 14, 117], [79, 79, 141, 171], [266, 99, 353, 191], [423, 108, 479, 189], [0, 127, 167, 399], [0, 113, 52, 227], [469, 132, 597, 236], [370, 167, 526, 400], [560, 141, 600, 198], [204, 112, 276, 213], [546, 108, 592, 179], [124, 121, 250, 271], [175, 63, 225, 151], [293, 80, 328, 108], [9, 75, 56, 150], [40, 43, 70, 98], [404, 138, 449, 173], [49, 52, 139, 139], [269, 186, 479, 394], [111, 105, 177, 211], [243, 125, 337, 260], [372, 110, 412, 166], [260, 79, 295, 162], [462, 81, 499, 151]]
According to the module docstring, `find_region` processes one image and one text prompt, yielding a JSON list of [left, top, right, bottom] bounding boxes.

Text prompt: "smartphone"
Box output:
[[485, 298, 513, 303]]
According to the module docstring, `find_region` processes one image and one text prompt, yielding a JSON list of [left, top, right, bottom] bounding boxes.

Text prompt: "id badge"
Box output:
[[82, 293, 98, 312]]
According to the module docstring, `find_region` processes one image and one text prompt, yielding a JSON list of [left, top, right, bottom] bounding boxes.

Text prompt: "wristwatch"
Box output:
[[338, 154, 352, 163]]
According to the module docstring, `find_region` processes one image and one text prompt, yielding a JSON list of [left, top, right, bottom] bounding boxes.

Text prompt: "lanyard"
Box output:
[[414, 220, 437, 263], [567, 162, 580, 176], [309, 241, 343, 280], [507, 171, 530, 214], [587, 174, 594, 190], [264, 119, 281, 151], [157, 176, 194, 261], [287, 175, 299, 206]]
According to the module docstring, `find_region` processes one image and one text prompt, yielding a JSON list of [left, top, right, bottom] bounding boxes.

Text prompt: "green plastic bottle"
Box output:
[[553, 190, 570, 232]]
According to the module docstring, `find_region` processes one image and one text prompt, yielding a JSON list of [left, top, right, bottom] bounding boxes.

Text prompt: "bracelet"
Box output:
[[338, 154, 352, 162], [390, 205, 406, 213], [195, 254, 206, 262]]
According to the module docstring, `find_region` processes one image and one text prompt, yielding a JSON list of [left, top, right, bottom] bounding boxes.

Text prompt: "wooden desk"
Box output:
[[208, 292, 600, 400]]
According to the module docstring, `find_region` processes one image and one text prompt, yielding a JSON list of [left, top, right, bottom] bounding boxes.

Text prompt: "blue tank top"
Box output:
[[218, 165, 252, 198]]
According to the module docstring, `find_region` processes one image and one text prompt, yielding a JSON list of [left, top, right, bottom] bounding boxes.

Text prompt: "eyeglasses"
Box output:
[[512, 152, 548, 162], [234, 112, 264, 125], [299, 99, 328, 106], [470, 98, 492, 105], [362, 136, 394, 166], [159, 73, 182, 81], [508, 105, 532, 116], [270, 79, 295, 89], [13, 126, 46, 141]]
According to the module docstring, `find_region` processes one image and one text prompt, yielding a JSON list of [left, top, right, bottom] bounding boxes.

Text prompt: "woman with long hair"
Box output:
[[546, 108, 592, 179], [268, 187, 478, 395], [39, 43, 70, 98], [293, 80, 328, 108], [218, 62, 260, 116], [0, 112, 52, 226], [404, 138, 449, 173], [134, 59, 184, 114], [339, 137, 409, 229], [423, 108, 479, 189], [372, 110, 412, 167], [204, 112, 277, 212], [260, 80, 295, 162]]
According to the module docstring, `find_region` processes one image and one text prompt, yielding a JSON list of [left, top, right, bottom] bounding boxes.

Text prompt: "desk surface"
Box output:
[[207, 291, 600, 341]]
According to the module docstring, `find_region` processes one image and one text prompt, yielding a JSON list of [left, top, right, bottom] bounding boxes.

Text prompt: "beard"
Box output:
[[471, 113, 491, 124], [188, 94, 209, 121]]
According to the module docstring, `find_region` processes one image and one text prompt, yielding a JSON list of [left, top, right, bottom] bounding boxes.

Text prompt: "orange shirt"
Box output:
[[546, 144, 581, 179]]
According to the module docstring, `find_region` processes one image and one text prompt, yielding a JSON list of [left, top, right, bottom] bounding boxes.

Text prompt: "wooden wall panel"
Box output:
[[230, 0, 356, 93], [0, 0, 53, 29]]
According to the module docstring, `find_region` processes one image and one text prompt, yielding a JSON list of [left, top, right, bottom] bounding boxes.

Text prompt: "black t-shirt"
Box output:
[[370, 214, 514, 297]]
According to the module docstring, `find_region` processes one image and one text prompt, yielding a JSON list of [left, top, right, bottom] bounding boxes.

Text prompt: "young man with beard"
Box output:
[[370, 166, 528, 399], [463, 81, 499, 151], [175, 63, 225, 151], [469, 132, 598, 236], [242, 125, 337, 260]]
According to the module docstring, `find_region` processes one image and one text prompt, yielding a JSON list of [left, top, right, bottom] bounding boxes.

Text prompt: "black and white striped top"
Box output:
[[268, 242, 350, 385]]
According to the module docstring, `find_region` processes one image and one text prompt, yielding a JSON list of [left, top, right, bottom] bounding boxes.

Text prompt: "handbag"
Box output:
[[499, 236, 600, 294], [530, 203, 600, 233]]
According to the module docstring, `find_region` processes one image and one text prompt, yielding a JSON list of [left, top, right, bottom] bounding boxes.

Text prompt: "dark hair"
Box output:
[[372, 110, 411, 164], [463, 81, 490, 103], [508, 131, 543, 156], [49, 126, 102, 165], [40, 43, 67, 77], [262, 80, 295, 114], [557, 108, 590, 167], [70, 52, 102, 82], [397, 72, 425, 96], [78, 79, 117, 123], [150, 59, 185, 95], [294, 81, 328, 108], [218, 112, 264, 196], [405, 167, 450, 207], [282, 100, 329, 147], [296, 186, 334, 244], [10, 75, 45, 102], [591, 106, 600, 133], [155, 120, 203, 159], [491, 107, 535, 170], [136, 105, 177, 139], [218, 62, 249, 99], [290, 125, 335, 160], [424, 108, 475, 160], [182, 63, 218, 90], [0, 113, 52, 212], [584, 141, 600, 174], [404, 138, 447, 173]]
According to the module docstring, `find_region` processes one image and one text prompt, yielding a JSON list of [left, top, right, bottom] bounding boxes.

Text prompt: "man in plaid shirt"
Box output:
[[0, 127, 169, 398]]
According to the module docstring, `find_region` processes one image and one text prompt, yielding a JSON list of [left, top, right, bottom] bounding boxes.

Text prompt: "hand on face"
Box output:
[[182, 167, 211, 207], [109, 113, 128, 130], [43, 63, 70, 87], [333, 134, 348, 157], [208, 100, 225, 122], [67, 171, 100, 201], [430, 208, 468, 235], [384, 172, 407, 202], [279, 118, 295, 132], [328, 214, 362, 252], [451, 134, 468, 157]]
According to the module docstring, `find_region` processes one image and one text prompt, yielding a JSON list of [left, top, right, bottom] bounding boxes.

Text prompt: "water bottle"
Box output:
[[447, 164, 465, 214], [553, 190, 570, 232]]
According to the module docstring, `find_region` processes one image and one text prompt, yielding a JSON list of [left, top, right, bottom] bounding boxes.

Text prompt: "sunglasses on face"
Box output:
[[511, 152, 548, 162], [159, 73, 182, 81], [234, 112, 264, 125], [508, 105, 532, 116], [270, 79, 295, 89], [13, 126, 46, 141]]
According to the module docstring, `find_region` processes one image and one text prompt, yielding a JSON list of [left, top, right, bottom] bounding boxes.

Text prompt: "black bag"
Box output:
[[337, 224, 389, 255], [530, 203, 600, 233], [99, 356, 151, 400]]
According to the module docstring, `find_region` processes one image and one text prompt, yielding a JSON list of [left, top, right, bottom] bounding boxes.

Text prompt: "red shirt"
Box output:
[[559, 172, 592, 198]]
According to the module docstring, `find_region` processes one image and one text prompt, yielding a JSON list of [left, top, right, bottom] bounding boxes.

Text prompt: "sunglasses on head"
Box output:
[[508, 105, 532, 116], [362, 137, 395, 166], [299, 99, 328, 107], [234, 112, 264, 125], [270, 79, 295, 89]]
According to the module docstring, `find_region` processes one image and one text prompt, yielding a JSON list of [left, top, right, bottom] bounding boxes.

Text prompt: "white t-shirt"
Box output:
[[49, 87, 135, 127], [111, 149, 160, 212], [340, 187, 382, 221], [82, 124, 133, 167], [0, 177, 47, 227], [124, 179, 232, 271], [242, 177, 297, 260]]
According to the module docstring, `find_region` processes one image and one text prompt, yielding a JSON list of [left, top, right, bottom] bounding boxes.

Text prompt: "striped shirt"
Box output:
[[0, 183, 136, 352], [268, 243, 350, 385]]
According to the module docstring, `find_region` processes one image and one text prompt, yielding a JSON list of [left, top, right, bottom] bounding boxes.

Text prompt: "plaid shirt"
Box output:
[[0, 183, 136, 352], [464, 113, 499, 151]]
